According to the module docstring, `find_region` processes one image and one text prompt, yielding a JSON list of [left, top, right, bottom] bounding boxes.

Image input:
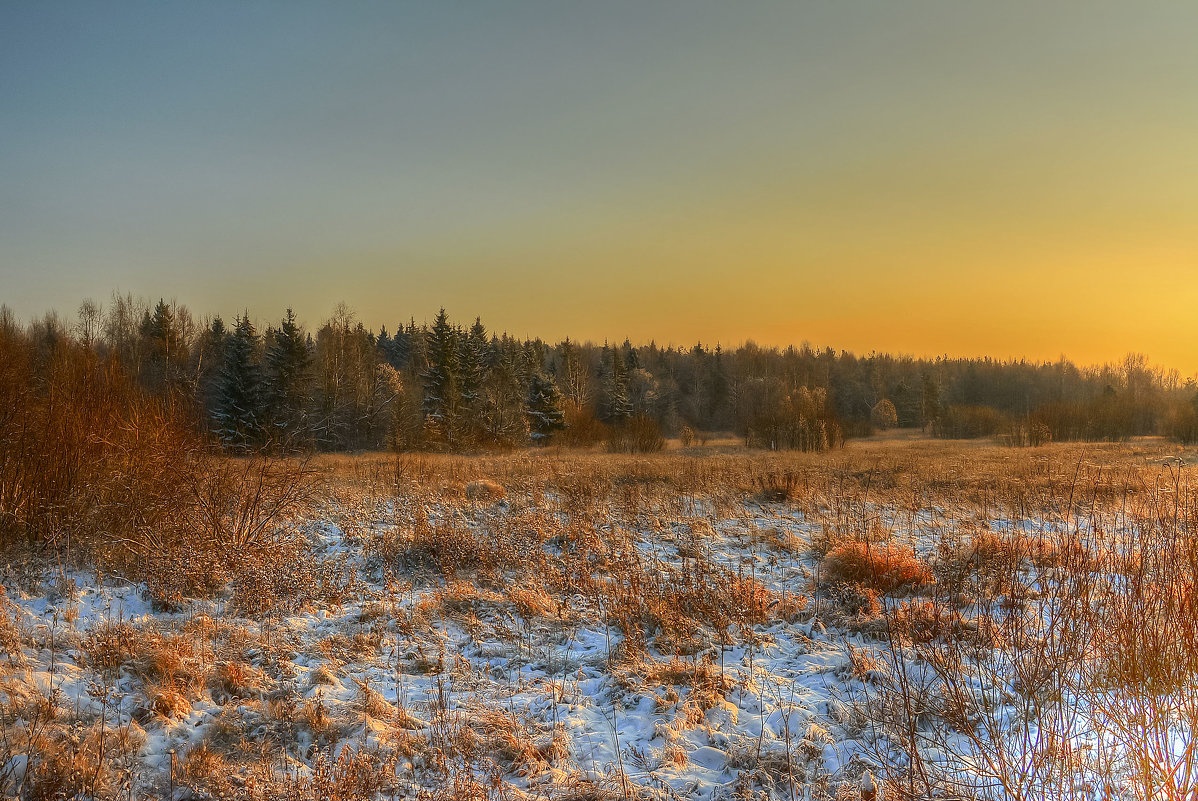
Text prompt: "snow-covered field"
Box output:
[[1, 444, 1194, 800]]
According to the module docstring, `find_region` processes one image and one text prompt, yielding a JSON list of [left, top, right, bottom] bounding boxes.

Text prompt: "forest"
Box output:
[[6, 294, 1198, 455]]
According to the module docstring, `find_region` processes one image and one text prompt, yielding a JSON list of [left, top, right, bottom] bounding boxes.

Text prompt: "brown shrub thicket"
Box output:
[[604, 415, 666, 454], [0, 329, 314, 607]]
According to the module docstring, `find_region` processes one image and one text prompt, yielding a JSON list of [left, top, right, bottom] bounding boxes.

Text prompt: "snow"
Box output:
[[0, 485, 1158, 799]]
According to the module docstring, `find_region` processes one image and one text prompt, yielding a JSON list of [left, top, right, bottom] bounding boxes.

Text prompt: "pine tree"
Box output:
[[527, 371, 565, 444], [263, 308, 312, 446], [705, 343, 729, 428], [214, 314, 263, 449]]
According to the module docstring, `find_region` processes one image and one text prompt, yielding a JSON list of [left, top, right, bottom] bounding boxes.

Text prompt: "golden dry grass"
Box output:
[[5, 437, 1198, 800]]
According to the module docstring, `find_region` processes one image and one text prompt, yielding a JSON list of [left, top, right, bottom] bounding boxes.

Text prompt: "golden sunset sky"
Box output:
[[2, 3, 1196, 371]]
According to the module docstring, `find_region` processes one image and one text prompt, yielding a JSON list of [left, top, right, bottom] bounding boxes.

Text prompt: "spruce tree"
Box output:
[[623, 339, 639, 370], [140, 299, 187, 391], [527, 371, 565, 444], [602, 344, 632, 423], [421, 308, 460, 443], [477, 339, 527, 445], [263, 308, 312, 446], [458, 319, 489, 412], [376, 325, 392, 364], [214, 314, 263, 449]]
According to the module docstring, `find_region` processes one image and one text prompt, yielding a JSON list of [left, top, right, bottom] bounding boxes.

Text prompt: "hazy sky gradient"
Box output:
[[3, 3, 1197, 370]]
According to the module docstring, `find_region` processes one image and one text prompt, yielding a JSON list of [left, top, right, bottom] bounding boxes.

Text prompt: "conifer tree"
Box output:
[[376, 325, 392, 364], [558, 337, 593, 411], [623, 339, 639, 370], [921, 371, 942, 429], [140, 299, 188, 391], [421, 308, 460, 443], [527, 370, 565, 444], [263, 308, 312, 446], [214, 314, 263, 449], [386, 319, 415, 370], [477, 338, 527, 445], [602, 344, 632, 423], [458, 317, 490, 427]]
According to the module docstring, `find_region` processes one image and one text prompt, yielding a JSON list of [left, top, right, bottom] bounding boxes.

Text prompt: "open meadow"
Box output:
[[2, 437, 1197, 800]]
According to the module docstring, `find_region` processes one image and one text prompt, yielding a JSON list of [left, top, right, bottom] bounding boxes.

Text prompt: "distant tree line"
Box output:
[[7, 295, 1198, 452]]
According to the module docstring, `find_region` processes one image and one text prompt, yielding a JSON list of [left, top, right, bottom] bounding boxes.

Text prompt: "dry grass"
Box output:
[[821, 542, 933, 593], [5, 437, 1198, 800], [464, 479, 506, 503]]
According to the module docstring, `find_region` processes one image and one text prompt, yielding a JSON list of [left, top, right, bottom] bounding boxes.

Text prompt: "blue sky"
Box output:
[[3, 3, 1197, 369]]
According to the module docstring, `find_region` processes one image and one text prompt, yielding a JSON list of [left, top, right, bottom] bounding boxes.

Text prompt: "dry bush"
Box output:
[[81, 620, 140, 676], [275, 746, 398, 801], [131, 629, 212, 700], [639, 656, 731, 711], [504, 580, 559, 621], [605, 415, 665, 454], [557, 403, 608, 448], [933, 530, 1021, 596], [147, 685, 191, 719], [0, 332, 317, 613], [301, 696, 346, 745], [374, 504, 550, 588], [822, 542, 933, 593], [887, 599, 957, 644], [678, 425, 695, 447], [933, 404, 1011, 439], [230, 535, 358, 616], [598, 555, 772, 654], [210, 659, 264, 703], [753, 469, 804, 503], [0, 588, 23, 668], [844, 462, 1198, 801], [308, 664, 339, 688], [828, 582, 883, 619], [355, 682, 392, 721], [466, 707, 549, 774], [464, 479, 505, 503], [182, 742, 231, 793], [17, 731, 118, 801]]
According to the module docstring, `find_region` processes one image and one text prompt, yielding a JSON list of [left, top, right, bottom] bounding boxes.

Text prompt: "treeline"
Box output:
[[6, 296, 1198, 452]]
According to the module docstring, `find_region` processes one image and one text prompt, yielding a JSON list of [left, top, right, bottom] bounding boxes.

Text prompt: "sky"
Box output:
[[2, 2, 1197, 372]]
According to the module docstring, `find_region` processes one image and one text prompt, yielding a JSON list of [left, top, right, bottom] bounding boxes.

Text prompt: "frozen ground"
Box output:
[[0, 451, 1176, 800]]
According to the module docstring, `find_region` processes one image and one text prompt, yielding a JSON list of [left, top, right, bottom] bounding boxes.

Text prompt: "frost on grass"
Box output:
[[1, 443, 1195, 800]]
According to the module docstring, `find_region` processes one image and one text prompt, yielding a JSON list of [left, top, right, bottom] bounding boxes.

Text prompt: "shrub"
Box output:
[[871, 399, 898, 431], [464, 479, 505, 503], [605, 415, 665, 454], [0, 330, 315, 610], [229, 535, 358, 616], [933, 530, 1049, 597], [830, 582, 882, 618], [933, 405, 1010, 439], [822, 542, 933, 593], [678, 425, 695, 447], [754, 470, 802, 503], [557, 403, 607, 447]]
